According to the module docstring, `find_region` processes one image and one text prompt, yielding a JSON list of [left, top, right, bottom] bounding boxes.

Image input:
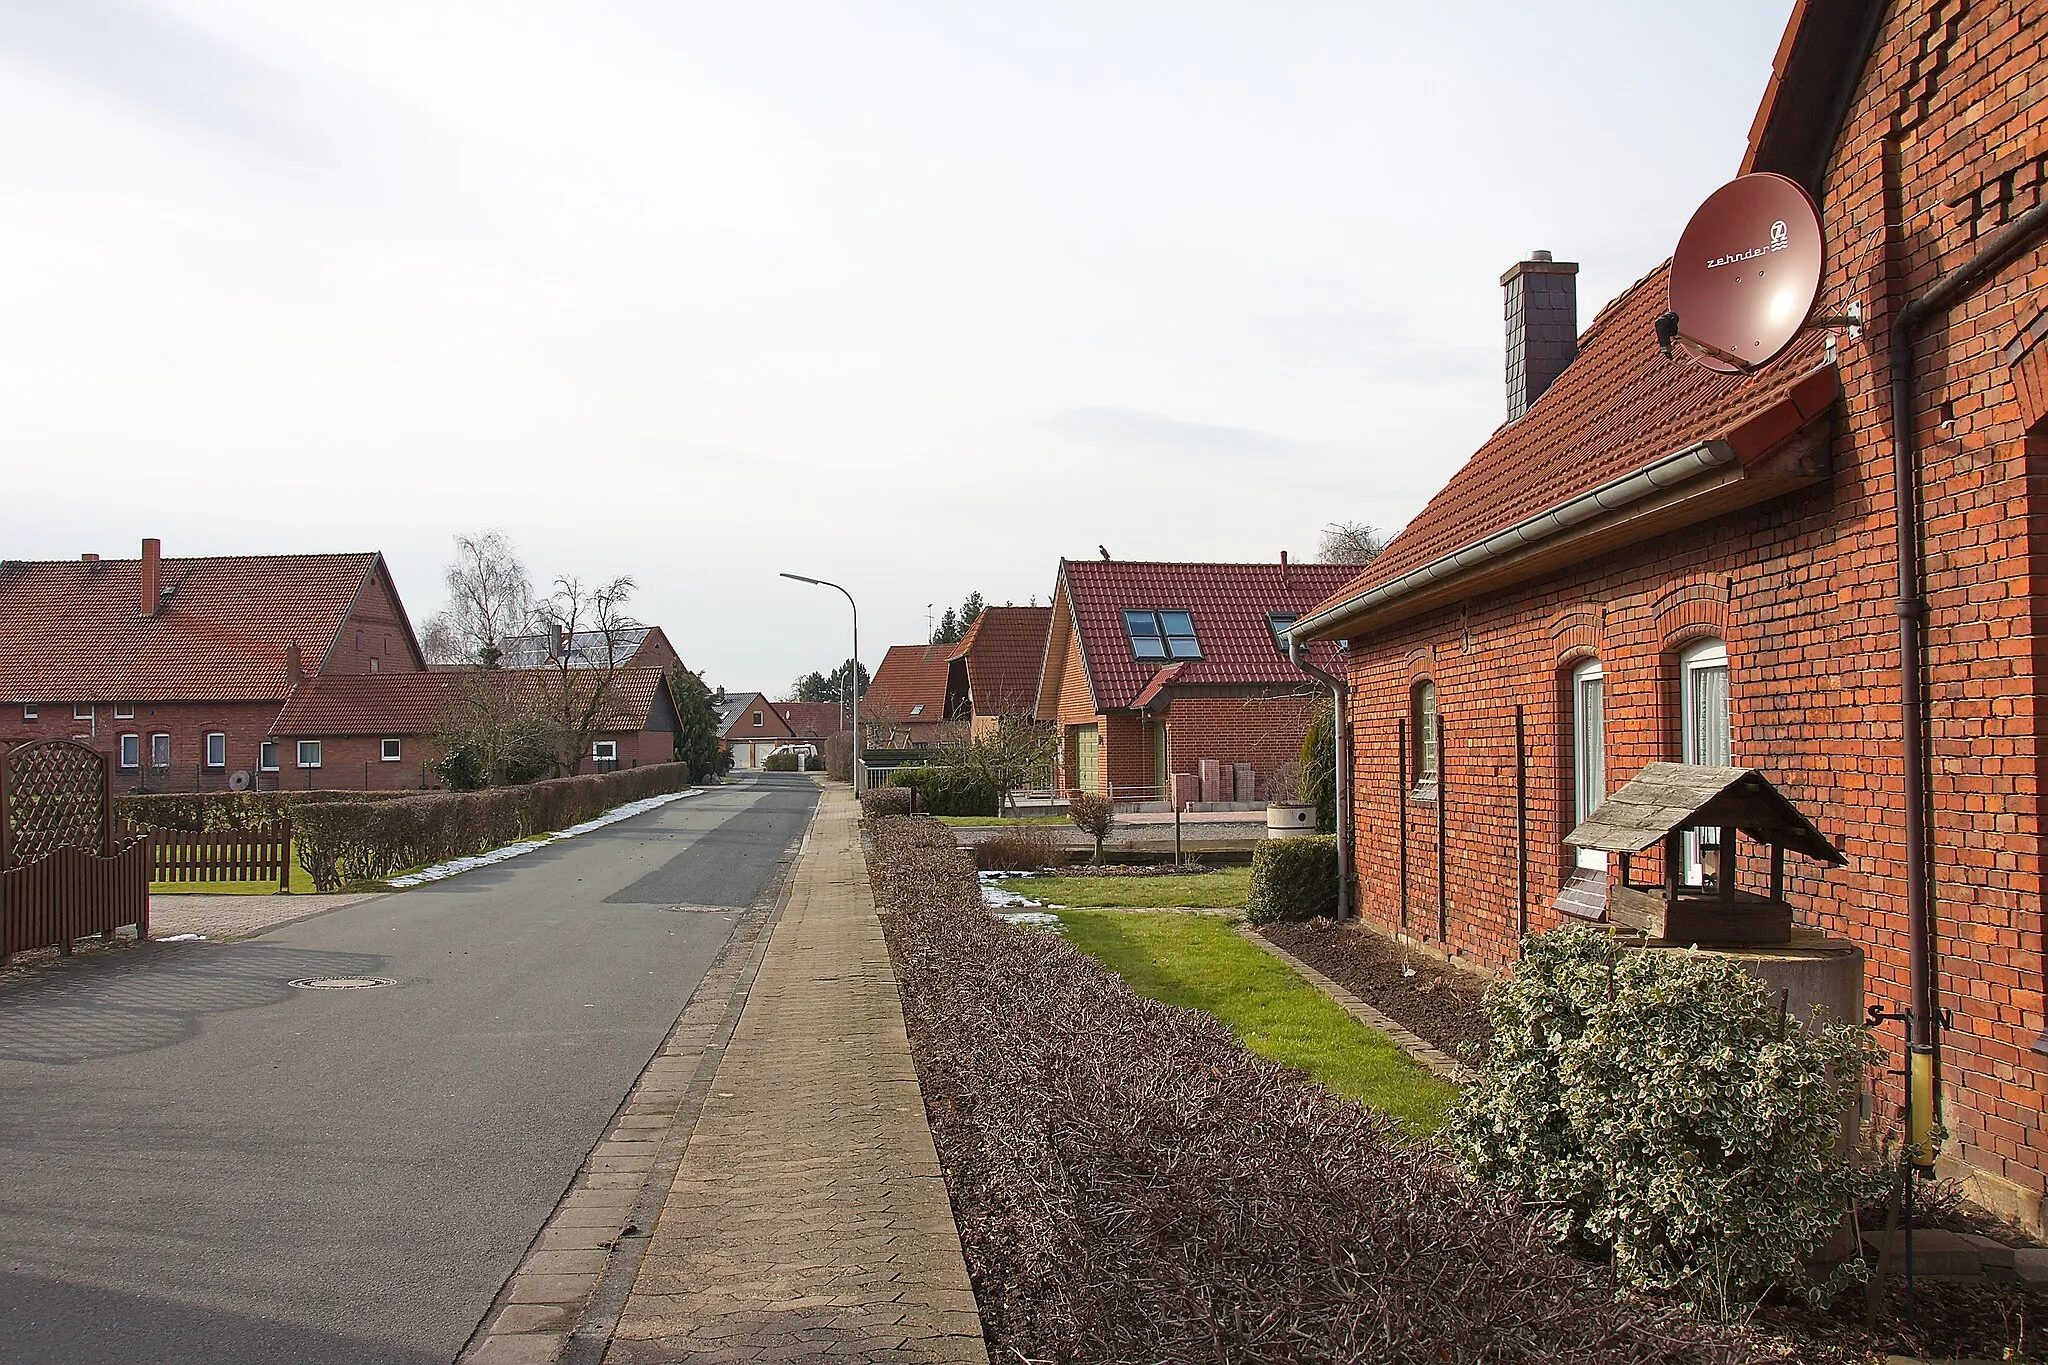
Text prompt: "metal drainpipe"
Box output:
[[1885, 198, 2048, 1127], [1289, 638, 1353, 921]]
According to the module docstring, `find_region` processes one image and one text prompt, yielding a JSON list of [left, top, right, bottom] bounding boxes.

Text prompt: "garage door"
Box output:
[[729, 742, 753, 769]]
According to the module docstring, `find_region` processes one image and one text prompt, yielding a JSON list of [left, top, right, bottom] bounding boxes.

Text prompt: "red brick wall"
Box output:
[[0, 700, 292, 793], [321, 562, 424, 677], [1339, 1, 2048, 1209], [1163, 691, 1323, 798]]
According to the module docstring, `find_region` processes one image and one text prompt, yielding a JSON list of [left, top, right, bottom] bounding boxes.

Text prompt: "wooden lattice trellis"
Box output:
[[1, 739, 113, 870]]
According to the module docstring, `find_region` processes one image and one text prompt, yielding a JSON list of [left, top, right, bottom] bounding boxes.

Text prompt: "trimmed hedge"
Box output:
[[887, 765, 999, 817], [762, 752, 802, 772], [116, 788, 416, 833], [867, 816, 1757, 1364], [1244, 835, 1338, 924], [292, 763, 690, 891], [861, 787, 915, 819]]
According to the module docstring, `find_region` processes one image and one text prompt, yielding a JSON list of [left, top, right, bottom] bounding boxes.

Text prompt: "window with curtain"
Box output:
[[1680, 638, 1730, 883], [1572, 659, 1606, 870]]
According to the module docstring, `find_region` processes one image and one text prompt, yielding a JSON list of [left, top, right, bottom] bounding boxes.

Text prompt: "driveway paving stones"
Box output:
[[603, 787, 988, 1365]]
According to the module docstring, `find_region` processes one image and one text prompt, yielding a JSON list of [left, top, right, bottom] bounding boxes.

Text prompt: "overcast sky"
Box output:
[[0, 0, 1794, 693]]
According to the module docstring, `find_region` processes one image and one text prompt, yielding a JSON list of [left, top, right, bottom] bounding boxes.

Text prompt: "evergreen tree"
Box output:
[[670, 664, 732, 782], [929, 591, 988, 645]]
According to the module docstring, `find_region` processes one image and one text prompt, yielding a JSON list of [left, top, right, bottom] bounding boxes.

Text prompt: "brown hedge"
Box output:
[[115, 788, 417, 834], [866, 815, 1763, 1365], [291, 764, 691, 891]]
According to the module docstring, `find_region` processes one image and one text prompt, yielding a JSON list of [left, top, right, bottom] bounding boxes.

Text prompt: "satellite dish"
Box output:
[[229, 770, 252, 792], [1666, 172, 1825, 373]]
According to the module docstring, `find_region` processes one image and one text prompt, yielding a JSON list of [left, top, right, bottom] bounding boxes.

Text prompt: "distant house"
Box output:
[[1033, 557, 1353, 802], [270, 667, 682, 788], [716, 692, 844, 770], [484, 625, 680, 673], [864, 644, 960, 748], [944, 607, 1052, 738], [0, 539, 427, 791]]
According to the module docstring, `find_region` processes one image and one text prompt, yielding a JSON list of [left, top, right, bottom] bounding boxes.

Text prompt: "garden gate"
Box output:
[[0, 739, 149, 960]]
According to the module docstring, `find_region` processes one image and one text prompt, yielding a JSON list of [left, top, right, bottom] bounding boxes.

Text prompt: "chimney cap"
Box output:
[[81, 553, 98, 562], [1500, 252, 1580, 285]]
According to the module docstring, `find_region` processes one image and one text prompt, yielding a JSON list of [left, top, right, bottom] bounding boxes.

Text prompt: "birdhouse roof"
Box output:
[[1565, 762, 1844, 864]]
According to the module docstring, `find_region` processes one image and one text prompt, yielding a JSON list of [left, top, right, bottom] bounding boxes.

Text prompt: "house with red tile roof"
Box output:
[[270, 666, 682, 788], [1291, 0, 2048, 1231], [1034, 557, 1352, 803], [716, 693, 845, 769], [864, 644, 961, 748], [943, 606, 1052, 739], [0, 539, 426, 791]]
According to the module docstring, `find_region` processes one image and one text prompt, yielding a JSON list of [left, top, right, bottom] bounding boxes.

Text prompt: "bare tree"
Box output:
[[531, 575, 640, 774], [936, 714, 1058, 813], [423, 531, 536, 666], [1317, 521, 1389, 566]]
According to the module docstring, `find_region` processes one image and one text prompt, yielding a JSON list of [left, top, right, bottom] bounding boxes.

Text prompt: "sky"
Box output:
[[0, 0, 1796, 694]]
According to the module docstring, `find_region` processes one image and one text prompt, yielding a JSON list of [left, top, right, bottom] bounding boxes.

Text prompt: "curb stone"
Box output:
[[1232, 922, 1470, 1083]]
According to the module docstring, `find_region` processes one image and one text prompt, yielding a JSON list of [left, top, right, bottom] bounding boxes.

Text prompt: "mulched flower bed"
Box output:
[[1260, 916, 1493, 1062]]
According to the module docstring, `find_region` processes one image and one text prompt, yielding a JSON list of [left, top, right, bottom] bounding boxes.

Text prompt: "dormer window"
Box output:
[[1268, 614, 1299, 656], [910, 704, 925, 716], [1123, 610, 1201, 661]]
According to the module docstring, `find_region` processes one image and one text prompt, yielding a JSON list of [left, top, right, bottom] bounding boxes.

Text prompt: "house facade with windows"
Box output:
[[270, 667, 682, 788], [1034, 557, 1353, 802], [717, 692, 845, 769], [0, 539, 426, 791], [1292, 0, 2048, 1230]]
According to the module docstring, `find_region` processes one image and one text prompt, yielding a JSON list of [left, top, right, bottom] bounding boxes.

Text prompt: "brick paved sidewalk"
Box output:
[[149, 892, 379, 942], [604, 788, 987, 1364]]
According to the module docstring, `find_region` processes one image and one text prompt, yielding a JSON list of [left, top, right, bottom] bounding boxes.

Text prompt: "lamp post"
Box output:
[[780, 573, 862, 794]]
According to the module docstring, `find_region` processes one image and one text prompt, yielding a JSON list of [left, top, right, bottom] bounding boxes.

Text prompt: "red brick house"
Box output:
[[718, 693, 844, 769], [864, 644, 960, 748], [0, 539, 426, 791], [1291, 0, 2048, 1229], [270, 667, 682, 788], [944, 606, 1053, 738], [1035, 558, 1353, 803]]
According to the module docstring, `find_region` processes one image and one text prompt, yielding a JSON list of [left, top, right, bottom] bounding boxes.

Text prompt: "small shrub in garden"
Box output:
[[886, 765, 999, 817], [860, 787, 914, 819], [1243, 835, 1337, 924], [1450, 925, 1887, 1314], [1066, 791, 1114, 862], [972, 826, 1059, 871]]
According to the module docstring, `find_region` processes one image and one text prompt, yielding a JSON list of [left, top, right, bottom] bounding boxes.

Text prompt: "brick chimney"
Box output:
[[139, 538, 161, 616], [284, 640, 304, 686], [1502, 250, 1579, 421], [81, 553, 98, 563]]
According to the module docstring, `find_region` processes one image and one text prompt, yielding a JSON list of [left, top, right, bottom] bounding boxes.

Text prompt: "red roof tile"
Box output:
[[865, 644, 954, 724], [774, 701, 845, 738], [1305, 263, 1835, 628], [274, 667, 672, 737], [952, 606, 1051, 716], [1060, 559, 1353, 711], [0, 552, 388, 703]]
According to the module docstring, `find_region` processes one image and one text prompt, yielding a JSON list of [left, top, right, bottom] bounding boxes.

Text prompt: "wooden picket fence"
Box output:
[[129, 821, 293, 891], [0, 840, 151, 959]]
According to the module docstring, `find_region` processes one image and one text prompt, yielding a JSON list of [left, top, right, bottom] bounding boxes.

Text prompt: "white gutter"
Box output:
[[1293, 438, 1739, 641]]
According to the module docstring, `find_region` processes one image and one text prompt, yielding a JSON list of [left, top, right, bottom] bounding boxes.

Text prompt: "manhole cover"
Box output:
[[288, 977, 395, 990]]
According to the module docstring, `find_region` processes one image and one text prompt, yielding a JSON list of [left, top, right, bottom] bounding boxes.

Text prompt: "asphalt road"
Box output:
[[0, 773, 819, 1365]]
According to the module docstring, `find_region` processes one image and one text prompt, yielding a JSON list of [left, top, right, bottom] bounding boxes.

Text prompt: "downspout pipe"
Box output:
[[1289, 636, 1353, 921], [1888, 200, 2048, 1073]]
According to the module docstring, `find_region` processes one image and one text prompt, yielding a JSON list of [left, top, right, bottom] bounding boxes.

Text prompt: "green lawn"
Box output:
[[1054, 909, 1455, 1131], [1010, 866, 1251, 909], [936, 814, 1069, 826]]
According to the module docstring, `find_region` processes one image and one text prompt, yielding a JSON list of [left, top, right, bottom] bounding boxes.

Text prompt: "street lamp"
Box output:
[[780, 572, 862, 794]]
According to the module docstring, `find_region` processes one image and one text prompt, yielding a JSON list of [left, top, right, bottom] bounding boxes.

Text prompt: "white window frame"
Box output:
[[1410, 679, 1438, 789], [259, 741, 280, 772], [1571, 659, 1606, 871], [1680, 638, 1731, 884], [22, 704, 36, 723], [118, 733, 139, 769], [114, 702, 135, 720], [297, 740, 322, 769], [150, 732, 171, 768], [73, 702, 93, 721], [381, 738, 402, 762], [204, 732, 227, 769], [592, 739, 618, 762], [752, 711, 764, 727]]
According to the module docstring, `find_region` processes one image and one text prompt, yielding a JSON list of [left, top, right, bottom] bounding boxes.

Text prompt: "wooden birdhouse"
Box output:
[[1564, 763, 1845, 947]]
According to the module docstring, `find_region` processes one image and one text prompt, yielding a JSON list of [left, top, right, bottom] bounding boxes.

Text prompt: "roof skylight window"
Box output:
[[1268, 614, 1299, 655], [1123, 610, 1201, 661]]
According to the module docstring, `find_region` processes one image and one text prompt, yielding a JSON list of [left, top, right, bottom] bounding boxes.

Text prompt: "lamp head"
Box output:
[[780, 572, 823, 586]]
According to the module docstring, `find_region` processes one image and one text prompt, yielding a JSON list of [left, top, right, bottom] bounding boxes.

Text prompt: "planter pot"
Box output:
[[1266, 803, 1318, 839]]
